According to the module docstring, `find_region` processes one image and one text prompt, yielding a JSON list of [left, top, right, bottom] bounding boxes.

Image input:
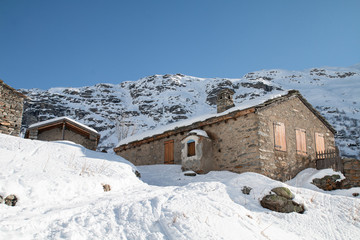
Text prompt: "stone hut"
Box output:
[[25, 117, 100, 151], [114, 90, 336, 181], [0, 80, 27, 136]]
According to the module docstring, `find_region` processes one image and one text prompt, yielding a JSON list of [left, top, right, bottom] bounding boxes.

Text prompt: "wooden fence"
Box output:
[[316, 147, 343, 172]]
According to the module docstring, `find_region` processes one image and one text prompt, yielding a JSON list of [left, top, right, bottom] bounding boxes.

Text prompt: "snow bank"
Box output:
[[1, 135, 360, 239]]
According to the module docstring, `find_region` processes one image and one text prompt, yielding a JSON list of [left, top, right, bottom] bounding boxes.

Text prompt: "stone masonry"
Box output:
[[342, 158, 360, 188], [115, 91, 336, 181], [0, 80, 26, 136], [258, 96, 335, 181]]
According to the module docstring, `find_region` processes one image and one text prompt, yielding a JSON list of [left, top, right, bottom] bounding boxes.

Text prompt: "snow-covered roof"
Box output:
[[116, 90, 290, 147], [28, 117, 99, 135], [188, 129, 209, 138]]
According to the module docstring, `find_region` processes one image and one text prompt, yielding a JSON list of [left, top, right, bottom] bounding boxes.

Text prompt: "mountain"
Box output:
[[20, 65, 360, 158]]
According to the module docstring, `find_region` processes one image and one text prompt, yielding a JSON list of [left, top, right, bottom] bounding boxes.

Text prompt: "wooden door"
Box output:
[[164, 140, 174, 164]]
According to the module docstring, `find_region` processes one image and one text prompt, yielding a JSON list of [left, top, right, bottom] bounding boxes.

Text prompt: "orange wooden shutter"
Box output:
[[315, 133, 325, 153], [274, 122, 286, 151], [164, 140, 174, 164], [296, 129, 307, 155], [187, 141, 195, 156]]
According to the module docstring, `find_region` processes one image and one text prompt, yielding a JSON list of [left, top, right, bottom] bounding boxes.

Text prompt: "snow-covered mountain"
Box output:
[[20, 65, 360, 158]]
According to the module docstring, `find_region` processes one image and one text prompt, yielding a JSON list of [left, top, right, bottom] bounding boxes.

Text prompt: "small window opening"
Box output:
[[187, 140, 195, 157]]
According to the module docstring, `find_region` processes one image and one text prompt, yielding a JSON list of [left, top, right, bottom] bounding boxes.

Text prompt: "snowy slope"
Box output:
[[20, 65, 360, 157], [1, 134, 360, 239]]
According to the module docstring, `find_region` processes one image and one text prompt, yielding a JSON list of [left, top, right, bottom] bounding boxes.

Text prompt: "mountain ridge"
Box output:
[[20, 66, 360, 158]]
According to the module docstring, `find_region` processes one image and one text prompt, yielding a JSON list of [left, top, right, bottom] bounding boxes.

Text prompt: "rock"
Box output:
[[4, 194, 18, 206], [135, 170, 141, 178], [242, 186, 252, 195], [260, 194, 305, 214], [184, 171, 197, 177], [271, 187, 294, 199], [102, 184, 111, 192], [353, 193, 359, 197], [0, 195, 3, 204], [312, 175, 342, 191]]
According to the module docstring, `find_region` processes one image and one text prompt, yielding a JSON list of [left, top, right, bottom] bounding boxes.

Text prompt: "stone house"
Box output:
[[25, 117, 100, 151], [0, 80, 27, 136], [114, 90, 336, 181]]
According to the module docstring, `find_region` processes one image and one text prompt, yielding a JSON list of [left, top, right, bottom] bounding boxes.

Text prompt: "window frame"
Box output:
[[187, 140, 195, 157]]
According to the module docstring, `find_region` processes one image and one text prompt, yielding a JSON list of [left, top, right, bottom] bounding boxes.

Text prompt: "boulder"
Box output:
[[312, 175, 342, 191], [184, 171, 197, 177], [102, 184, 111, 192], [4, 194, 18, 206], [134, 170, 141, 178], [260, 194, 305, 214], [271, 187, 294, 199]]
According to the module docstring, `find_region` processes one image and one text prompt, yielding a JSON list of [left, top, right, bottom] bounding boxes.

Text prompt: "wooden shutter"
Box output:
[[187, 141, 195, 157], [164, 140, 174, 164], [315, 133, 325, 153], [274, 122, 286, 151], [296, 129, 307, 155]]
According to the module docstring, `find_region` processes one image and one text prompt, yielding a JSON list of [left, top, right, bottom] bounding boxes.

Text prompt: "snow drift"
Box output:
[[1, 134, 360, 239]]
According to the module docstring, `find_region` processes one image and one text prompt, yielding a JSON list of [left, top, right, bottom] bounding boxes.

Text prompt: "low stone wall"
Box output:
[[342, 158, 360, 188]]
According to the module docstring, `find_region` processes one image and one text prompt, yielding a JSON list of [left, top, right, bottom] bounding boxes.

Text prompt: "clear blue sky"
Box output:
[[1, 0, 359, 89]]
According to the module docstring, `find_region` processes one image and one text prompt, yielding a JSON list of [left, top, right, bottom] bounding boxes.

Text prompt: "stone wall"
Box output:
[[181, 135, 213, 173], [35, 127, 98, 150], [342, 158, 360, 188], [118, 132, 185, 166], [257, 96, 335, 181], [205, 112, 261, 174], [117, 111, 261, 174], [0, 81, 25, 136]]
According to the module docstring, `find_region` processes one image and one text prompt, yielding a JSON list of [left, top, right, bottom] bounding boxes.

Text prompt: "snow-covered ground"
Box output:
[[1, 134, 360, 239]]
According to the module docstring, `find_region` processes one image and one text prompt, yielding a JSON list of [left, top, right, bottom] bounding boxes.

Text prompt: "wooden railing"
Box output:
[[316, 147, 343, 172]]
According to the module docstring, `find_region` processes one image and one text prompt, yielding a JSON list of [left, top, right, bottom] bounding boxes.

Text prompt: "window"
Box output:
[[296, 129, 307, 155], [315, 133, 325, 153], [274, 122, 286, 151], [187, 140, 195, 157]]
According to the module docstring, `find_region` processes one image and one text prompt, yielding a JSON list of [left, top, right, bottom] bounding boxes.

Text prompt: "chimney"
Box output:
[[216, 89, 235, 113]]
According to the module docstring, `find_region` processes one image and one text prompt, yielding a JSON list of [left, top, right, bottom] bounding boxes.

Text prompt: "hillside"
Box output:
[[20, 65, 360, 157], [1, 133, 360, 239]]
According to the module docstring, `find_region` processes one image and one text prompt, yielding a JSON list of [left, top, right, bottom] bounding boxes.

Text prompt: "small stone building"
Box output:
[[25, 117, 100, 151], [0, 80, 27, 136], [114, 90, 336, 181]]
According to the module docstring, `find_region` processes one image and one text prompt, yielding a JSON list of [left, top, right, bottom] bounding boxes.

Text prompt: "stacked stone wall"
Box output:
[[118, 112, 261, 174], [258, 97, 335, 181], [0, 82, 25, 136], [342, 158, 360, 188], [205, 113, 261, 173], [36, 127, 98, 150]]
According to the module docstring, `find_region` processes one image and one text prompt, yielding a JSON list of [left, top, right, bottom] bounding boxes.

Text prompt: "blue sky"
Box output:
[[1, 0, 359, 89]]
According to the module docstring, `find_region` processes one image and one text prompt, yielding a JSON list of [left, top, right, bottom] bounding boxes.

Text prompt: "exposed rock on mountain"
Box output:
[[20, 66, 360, 157]]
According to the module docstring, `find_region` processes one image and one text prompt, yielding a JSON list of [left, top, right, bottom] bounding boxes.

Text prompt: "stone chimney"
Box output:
[[216, 89, 235, 113]]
